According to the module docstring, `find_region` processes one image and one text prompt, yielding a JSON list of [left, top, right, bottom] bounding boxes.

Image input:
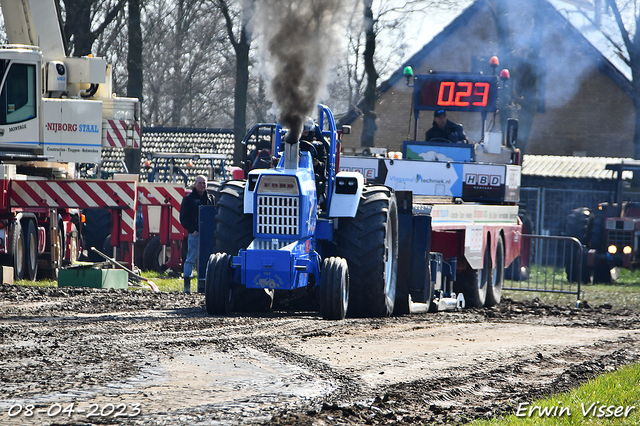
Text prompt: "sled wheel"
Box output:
[[485, 235, 505, 307], [205, 252, 234, 315], [336, 186, 398, 317], [455, 240, 490, 308], [505, 209, 532, 281], [320, 257, 349, 320], [25, 220, 38, 281]]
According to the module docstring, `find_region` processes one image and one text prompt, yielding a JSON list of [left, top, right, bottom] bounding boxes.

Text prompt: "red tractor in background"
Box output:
[[565, 161, 640, 283]]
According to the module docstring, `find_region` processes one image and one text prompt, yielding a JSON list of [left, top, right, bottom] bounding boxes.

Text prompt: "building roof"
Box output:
[[522, 154, 634, 180], [339, 0, 632, 126]]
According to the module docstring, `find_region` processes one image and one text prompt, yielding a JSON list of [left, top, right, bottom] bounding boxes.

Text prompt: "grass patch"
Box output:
[[471, 363, 640, 425]]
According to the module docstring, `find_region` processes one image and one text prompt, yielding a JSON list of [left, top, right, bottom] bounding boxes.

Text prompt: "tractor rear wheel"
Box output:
[[205, 252, 234, 315], [214, 181, 253, 255], [486, 236, 504, 307], [320, 257, 349, 320], [336, 186, 398, 317]]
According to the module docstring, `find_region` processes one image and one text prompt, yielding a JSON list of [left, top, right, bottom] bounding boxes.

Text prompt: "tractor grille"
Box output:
[[608, 230, 633, 248], [256, 195, 299, 236]]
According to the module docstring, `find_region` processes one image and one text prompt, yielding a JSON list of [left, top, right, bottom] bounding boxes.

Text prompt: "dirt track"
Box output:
[[1, 284, 639, 425]]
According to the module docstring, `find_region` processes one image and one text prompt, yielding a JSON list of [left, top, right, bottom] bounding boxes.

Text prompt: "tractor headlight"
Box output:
[[608, 245, 617, 254], [623, 246, 632, 254], [335, 176, 358, 194]]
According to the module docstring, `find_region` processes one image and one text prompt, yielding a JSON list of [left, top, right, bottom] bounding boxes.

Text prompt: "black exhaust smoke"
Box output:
[[253, 0, 352, 144]]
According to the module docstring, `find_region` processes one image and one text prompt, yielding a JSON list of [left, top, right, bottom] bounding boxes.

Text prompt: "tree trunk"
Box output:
[[361, 0, 378, 148], [233, 27, 250, 166], [125, 0, 143, 175]]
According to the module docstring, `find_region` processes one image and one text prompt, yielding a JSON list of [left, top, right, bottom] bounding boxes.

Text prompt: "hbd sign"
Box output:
[[465, 174, 501, 187]]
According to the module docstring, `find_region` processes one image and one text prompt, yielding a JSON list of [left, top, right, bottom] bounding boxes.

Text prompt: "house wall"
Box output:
[[341, 0, 635, 158]]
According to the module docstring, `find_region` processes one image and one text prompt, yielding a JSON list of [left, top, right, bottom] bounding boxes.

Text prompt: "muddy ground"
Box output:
[[0, 284, 639, 425]]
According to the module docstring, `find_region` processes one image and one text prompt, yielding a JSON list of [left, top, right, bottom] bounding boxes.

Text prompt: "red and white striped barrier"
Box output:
[[9, 180, 136, 209], [103, 119, 141, 148], [138, 183, 188, 238]]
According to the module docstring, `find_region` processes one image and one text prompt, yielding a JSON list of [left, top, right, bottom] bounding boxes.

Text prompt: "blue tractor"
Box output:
[[203, 104, 398, 319]]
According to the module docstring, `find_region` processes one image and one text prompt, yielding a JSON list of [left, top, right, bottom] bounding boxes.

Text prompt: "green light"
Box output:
[[403, 66, 414, 78]]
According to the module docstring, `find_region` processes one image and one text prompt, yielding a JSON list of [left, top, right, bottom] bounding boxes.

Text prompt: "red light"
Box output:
[[0, 222, 4, 229], [500, 69, 510, 80], [490, 56, 499, 66]]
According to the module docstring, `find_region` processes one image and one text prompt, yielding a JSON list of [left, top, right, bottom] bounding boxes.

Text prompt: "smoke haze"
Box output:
[[252, 0, 354, 142]]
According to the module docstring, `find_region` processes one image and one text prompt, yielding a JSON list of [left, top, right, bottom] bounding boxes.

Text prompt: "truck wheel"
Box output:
[[455, 242, 490, 308], [25, 220, 38, 282], [142, 236, 165, 272], [11, 221, 25, 280], [336, 186, 398, 317], [102, 235, 122, 263], [205, 252, 234, 315], [486, 236, 504, 307], [320, 257, 349, 320], [214, 181, 253, 255], [564, 207, 591, 283]]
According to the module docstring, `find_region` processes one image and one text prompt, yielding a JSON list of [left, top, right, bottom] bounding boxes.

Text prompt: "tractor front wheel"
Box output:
[[320, 257, 349, 320], [205, 252, 234, 315]]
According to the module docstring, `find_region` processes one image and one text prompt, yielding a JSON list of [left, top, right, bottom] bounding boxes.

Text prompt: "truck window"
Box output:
[[0, 63, 37, 125]]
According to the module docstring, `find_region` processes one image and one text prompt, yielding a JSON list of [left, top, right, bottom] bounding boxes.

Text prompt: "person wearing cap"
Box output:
[[425, 109, 468, 143]]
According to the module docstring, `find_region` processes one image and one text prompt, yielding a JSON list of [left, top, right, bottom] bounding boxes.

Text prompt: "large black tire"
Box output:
[[485, 235, 505, 307], [11, 221, 25, 280], [82, 209, 111, 261], [336, 186, 398, 317], [142, 236, 164, 272], [564, 207, 592, 283], [320, 257, 349, 320], [455, 241, 490, 308], [214, 181, 253, 255], [24, 220, 38, 281], [205, 253, 234, 315]]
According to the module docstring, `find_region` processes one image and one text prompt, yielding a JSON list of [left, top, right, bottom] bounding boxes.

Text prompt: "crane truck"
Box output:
[[200, 60, 524, 318], [0, 0, 141, 280]]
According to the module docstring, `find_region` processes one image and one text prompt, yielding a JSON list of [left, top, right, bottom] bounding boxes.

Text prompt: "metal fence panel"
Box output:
[[504, 234, 583, 301]]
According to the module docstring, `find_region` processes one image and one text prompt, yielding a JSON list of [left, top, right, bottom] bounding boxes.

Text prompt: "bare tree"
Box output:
[[141, 0, 234, 127], [60, 0, 127, 56], [606, 0, 640, 159], [218, 0, 254, 165]]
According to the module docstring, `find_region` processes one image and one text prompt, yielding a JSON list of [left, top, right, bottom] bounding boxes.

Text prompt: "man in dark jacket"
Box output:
[[425, 109, 468, 143], [179, 175, 215, 293]]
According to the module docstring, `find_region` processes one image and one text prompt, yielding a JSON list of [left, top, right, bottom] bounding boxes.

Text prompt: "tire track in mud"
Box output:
[[1, 285, 640, 425]]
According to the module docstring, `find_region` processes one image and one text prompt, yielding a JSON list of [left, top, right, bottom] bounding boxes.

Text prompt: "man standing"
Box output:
[[179, 175, 215, 293], [425, 109, 468, 143]]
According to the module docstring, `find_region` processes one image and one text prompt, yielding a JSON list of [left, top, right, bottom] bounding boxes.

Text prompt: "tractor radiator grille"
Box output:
[[608, 230, 633, 248], [256, 195, 299, 236]]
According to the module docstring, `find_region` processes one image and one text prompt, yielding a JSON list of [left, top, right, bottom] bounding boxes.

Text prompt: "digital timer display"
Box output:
[[414, 74, 498, 113]]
